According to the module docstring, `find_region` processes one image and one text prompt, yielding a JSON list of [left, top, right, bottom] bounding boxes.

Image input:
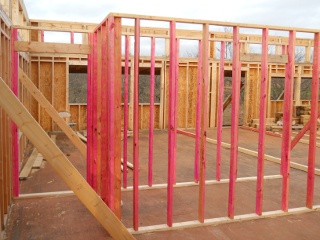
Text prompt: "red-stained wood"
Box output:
[[306, 32, 320, 209], [100, 22, 108, 205], [167, 21, 177, 227], [228, 26, 241, 219], [11, 28, 19, 197], [91, 31, 98, 192], [281, 30, 295, 212], [199, 23, 209, 223], [87, 33, 93, 186], [216, 41, 225, 181], [256, 28, 268, 216], [148, 37, 155, 187], [133, 18, 140, 231], [194, 40, 202, 183], [123, 35, 130, 189]]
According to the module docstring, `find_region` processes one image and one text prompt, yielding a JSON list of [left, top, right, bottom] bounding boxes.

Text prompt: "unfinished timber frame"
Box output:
[[1, 0, 320, 237]]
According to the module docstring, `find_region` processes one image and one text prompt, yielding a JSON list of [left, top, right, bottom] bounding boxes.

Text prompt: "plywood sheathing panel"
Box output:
[[39, 62, 53, 131], [53, 62, 67, 112], [187, 66, 198, 128]]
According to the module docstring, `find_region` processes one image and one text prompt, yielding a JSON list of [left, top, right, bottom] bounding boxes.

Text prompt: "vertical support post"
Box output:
[[167, 21, 177, 227], [91, 31, 98, 191], [228, 26, 241, 219], [306, 32, 320, 208], [123, 35, 130, 189], [281, 30, 295, 212], [133, 18, 140, 231], [216, 41, 225, 181], [40, 30, 44, 42], [256, 28, 268, 215], [87, 33, 93, 186], [173, 38, 179, 185], [198, 23, 209, 223], [70, 31, 74, 44], [101, 22, 108, 204], [194, 40, 202, 183], [148, 37, 155, 187], [11, 27, 19, 197]]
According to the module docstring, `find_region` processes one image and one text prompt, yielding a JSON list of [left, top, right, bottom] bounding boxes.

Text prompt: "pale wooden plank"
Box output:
[[19, 148, 38, 180], [240, 53, 288, 63], [0, 77, 135, 240], [76, 131, 87, 143], [14, 41, 91, 54], [32, 154, 43, 169]]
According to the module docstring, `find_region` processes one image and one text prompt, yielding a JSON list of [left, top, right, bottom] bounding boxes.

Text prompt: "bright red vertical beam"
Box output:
[[101, 22, 108, 204], [11, 28, 19, 197], [198, 23, 209, 223], [148, 37, 156, 187], [194, 40, 203, 183], [228, 26, 241, 219], [123, 35, 130, 189], [216, 41, 225, 181], [107, 17, 115, 211], [173, 38, 179, 185], [70, 31, 74, 44], [91, 31, 98, 191], [167, 21, 177, 227], [87, 33, 93, 185], [306, 32, 320, 208], [256, 28, 268, 215], [281, 30, 295, 212], [133, 18, 140, 231]]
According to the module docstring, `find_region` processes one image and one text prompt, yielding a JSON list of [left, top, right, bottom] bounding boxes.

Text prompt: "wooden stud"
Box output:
[[216, 41, 225, 181], [123, 35, 130, 189], [11, 27, 19, 197], [0, 77, 135, 240], [228, 26, 241, 219], [148, 37, 155, 187], [199, 23, 209, 223], [133, 18, 140, 231], [281, 30, 295, 212], [306, 32, 320, 209], [256, 28, 268, 216], [167, 21, 177, 227], [87, 33, 93, 186], [194, 40, 202, 183], [100, 22, 108, 204]]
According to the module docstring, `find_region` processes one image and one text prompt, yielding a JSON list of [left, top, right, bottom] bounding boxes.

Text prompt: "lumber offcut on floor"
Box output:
[[4, 129, 320, 239]]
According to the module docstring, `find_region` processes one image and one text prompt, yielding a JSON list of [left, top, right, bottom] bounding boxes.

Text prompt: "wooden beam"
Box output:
[[240, 53, 288, 63], [18, 70, 87, 158], [0, 77, 135, 240], [14, 41, 91, 54]]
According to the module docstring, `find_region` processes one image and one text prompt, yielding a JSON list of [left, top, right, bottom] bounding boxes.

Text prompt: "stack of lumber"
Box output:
[[19, 148, 44, 180]]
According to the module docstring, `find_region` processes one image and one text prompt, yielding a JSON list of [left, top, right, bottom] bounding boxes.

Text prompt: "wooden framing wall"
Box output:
[[0, 0, 30, 234]]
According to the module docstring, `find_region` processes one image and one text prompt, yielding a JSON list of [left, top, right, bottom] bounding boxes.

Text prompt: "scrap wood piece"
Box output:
[[19, 148, 39, 180], [76, 131, 87, 143], [121, 158, 133, 170], [32, 153, 43, 169], [0, 77, 135, 240]]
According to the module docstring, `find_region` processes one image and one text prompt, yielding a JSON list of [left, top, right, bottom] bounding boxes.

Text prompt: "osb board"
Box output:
[[245, 67, 260, 123], [177, 66, 187, 128], [39, 62, 53, 131], [187, 66, 198, 128], [53, 62, 67, 112], [30, 62, 39, 121], [79, 105, 87, 130], [70, 105, 79, 131], [138, 105, 160, 129]]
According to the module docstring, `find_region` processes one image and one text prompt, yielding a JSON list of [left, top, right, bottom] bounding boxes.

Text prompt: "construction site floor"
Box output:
[[4, 127, 320, 239]]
